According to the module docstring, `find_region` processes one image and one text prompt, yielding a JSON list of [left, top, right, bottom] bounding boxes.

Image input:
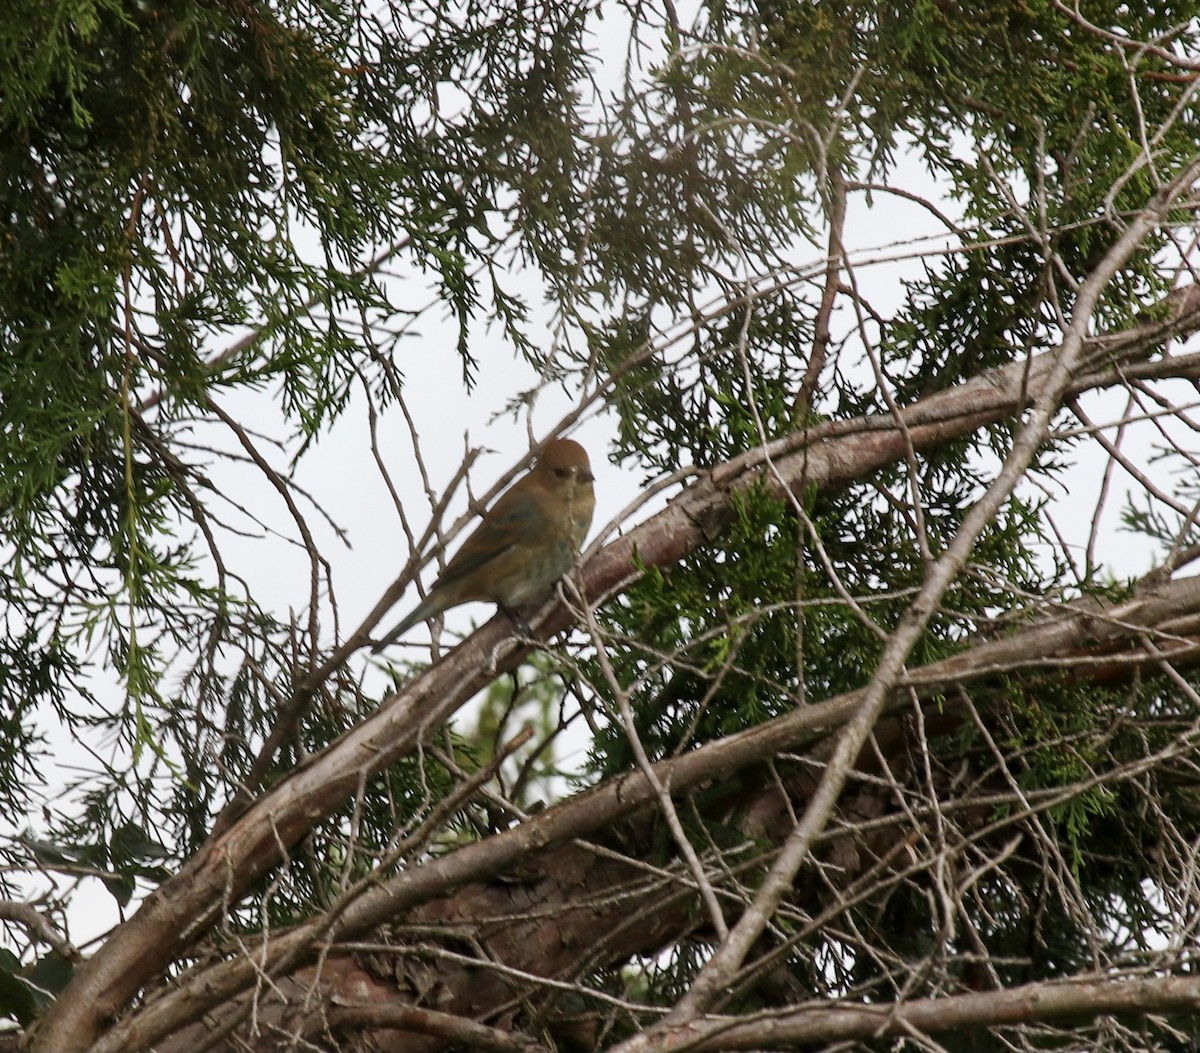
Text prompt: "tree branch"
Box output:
[[669, 972, 1200, 1051]]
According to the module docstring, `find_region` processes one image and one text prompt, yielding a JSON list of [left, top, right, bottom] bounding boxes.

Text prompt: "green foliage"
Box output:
[[603, 291, 815, 474], [0, 947, 39, 1026], [591, 466, 1055, 783], [467, 653, 572, 810]]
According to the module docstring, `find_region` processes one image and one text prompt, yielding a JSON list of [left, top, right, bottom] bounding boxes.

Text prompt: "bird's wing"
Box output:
[[435, 487, 552, 587]]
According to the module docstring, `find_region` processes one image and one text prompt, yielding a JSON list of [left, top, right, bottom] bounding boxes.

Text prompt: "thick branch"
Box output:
[[673, 973, 1200, 1050]]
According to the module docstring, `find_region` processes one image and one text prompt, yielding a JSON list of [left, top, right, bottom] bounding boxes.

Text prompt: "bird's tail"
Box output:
[[371, 595, 441, 653]]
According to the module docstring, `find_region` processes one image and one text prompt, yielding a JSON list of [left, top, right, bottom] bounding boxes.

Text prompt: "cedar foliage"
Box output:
[[3, 1, 1200, 1051]]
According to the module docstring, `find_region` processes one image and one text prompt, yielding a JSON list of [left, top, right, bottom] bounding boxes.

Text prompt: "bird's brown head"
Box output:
[[535, 438, 594, 488], [533, 438, 595, 542]]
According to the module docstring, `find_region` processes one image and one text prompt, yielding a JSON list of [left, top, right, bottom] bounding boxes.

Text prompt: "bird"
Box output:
[[373, 438, 595, 648]]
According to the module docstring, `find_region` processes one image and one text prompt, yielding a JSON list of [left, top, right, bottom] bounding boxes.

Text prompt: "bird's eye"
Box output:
[[553, 467, 570, 478]]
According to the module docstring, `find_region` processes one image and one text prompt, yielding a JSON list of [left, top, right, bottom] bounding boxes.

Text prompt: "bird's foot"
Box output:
[[499, 603, 535, 640]]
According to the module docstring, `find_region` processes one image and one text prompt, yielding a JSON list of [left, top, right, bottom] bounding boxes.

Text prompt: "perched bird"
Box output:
[[373, 438, 595, 648]]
